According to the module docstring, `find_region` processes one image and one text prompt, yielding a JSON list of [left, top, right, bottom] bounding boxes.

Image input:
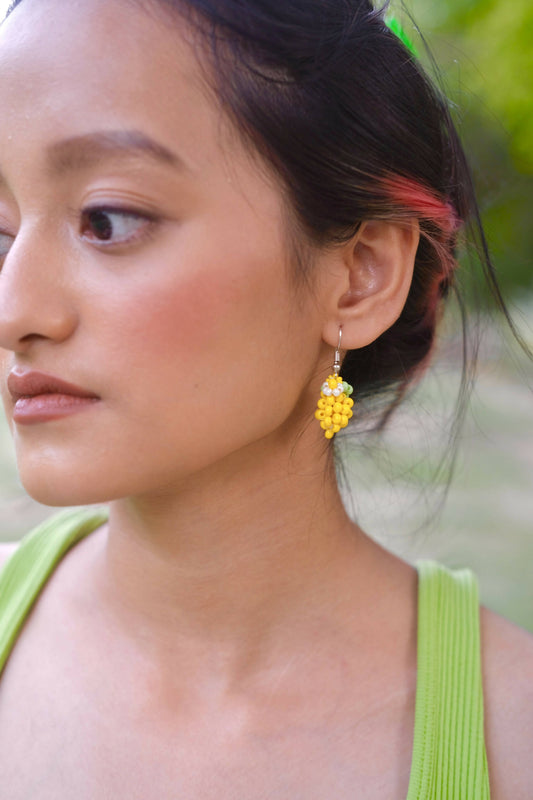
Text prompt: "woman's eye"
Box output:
[[80, 208, 153, 246], [0, 232, 14, 260]]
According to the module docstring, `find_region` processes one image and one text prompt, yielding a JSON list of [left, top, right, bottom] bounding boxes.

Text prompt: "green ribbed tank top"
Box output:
[[0, 509, 490, 798]]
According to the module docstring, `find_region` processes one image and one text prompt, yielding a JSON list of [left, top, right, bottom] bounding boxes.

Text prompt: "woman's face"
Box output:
[[0, 0, 325, 505]]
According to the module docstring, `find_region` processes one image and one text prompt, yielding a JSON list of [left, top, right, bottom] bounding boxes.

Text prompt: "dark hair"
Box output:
[[4, 0, 526, 430]]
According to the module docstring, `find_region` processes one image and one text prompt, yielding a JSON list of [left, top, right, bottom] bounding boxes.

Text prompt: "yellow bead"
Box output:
[[317, 398, 326, 409], [333, 424, 341, 433], [320, 420, 329, 430], [341, 415, 348, 426], [326, 396, 335, 406], [327, 377, 337, 389], [315, 409, 325, 420], [333, 402, 343, 414], [347, 397, 354, 408], [324, 429, 335, 439], [332, 413, 341, 424], [347, 409, 353, 419]]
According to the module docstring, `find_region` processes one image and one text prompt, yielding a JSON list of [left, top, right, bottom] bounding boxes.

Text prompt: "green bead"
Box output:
[[342, 381, 353, 397]]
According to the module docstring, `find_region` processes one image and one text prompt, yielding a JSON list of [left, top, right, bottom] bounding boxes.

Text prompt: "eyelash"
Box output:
[[79, 206, 157, 249]]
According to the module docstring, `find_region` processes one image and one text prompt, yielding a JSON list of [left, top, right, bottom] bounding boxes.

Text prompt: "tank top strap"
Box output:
[[0, 507, 108, 675], [406, 560, 491, 799]]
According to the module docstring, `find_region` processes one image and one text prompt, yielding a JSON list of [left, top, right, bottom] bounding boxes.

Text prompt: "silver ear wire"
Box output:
[[333, 327, 342, 376]]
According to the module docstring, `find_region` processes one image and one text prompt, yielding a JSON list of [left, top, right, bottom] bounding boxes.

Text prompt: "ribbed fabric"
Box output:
[[0, 513, 490, 797], [406, 560, 491, 799]]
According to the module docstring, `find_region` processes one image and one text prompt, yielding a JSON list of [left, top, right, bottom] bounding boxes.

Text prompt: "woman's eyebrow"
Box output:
[[46, 129, 188, 175]]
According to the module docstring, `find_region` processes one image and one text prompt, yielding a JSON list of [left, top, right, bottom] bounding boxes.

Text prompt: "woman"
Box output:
[[0, 0, 531, 797]]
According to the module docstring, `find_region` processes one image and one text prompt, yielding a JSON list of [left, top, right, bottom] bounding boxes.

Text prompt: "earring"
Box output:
[[314, 327, 354, 439]]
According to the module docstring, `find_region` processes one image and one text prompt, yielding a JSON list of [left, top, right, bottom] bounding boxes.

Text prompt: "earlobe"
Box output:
[[322, 218, 420, 350]]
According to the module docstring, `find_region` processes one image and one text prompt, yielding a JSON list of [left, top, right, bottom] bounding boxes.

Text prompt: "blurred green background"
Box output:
[[0, 0, 531, 631], [362, 0, 533, 630], [408, 0, 533, 295]]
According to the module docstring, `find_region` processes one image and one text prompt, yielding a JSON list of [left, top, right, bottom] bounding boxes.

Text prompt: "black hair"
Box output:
[[5, 0, 529, 433]]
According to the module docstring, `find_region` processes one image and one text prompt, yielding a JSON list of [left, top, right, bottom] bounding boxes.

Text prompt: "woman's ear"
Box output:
[[320, 218, 420, 350]]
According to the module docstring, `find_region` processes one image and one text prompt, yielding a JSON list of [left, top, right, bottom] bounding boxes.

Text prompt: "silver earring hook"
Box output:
[[333, 327, 343, 376]]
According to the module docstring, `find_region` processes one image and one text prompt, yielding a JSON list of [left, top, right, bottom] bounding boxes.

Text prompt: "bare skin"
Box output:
[[0, 523, 419, 799], [0, 1, 531, 798], [0, 533, 532, 800]]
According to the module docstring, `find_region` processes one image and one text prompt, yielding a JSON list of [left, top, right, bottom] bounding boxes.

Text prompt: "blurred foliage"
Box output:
[[401, 0, 533, 296]]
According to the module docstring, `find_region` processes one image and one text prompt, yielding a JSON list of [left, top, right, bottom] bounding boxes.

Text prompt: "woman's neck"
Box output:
[[86, 429, 405, 688]]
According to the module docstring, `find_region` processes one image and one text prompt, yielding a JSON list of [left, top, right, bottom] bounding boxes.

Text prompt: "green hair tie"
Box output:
[[385, 16, 418, 58]]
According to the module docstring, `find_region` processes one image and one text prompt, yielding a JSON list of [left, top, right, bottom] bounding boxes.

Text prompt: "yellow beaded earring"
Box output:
[[314, 327, 354, 439]]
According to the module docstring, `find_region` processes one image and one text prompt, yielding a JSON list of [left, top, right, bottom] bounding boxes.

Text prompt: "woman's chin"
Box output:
[[16, 462, 114, 508], [20, 480, 110, 509]]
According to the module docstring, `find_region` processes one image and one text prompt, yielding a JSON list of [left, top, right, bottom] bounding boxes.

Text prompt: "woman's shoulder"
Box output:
[[0, 541, 20, 571], [481, 606, 533, 797]]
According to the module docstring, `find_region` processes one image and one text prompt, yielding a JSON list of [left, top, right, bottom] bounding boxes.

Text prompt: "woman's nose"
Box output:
[[0, 227, 77, 353]]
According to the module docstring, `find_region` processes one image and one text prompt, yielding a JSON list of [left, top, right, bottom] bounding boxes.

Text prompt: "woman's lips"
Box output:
[[7, 370, 100, 425]]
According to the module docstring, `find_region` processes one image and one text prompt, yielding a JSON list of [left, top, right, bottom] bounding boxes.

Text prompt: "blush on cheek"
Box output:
[[117, 265, 248, 383]]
